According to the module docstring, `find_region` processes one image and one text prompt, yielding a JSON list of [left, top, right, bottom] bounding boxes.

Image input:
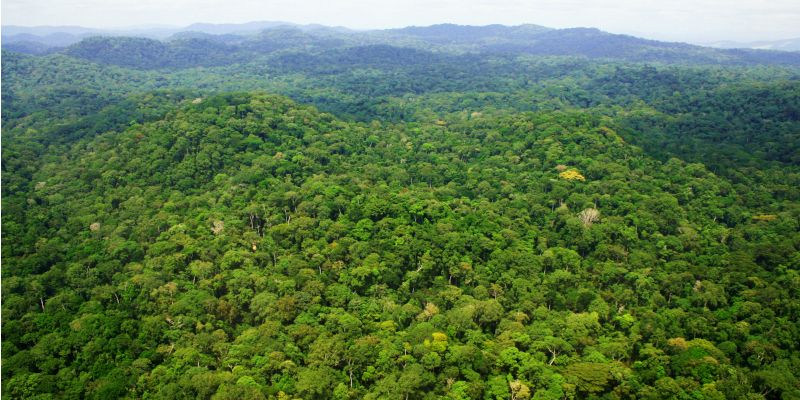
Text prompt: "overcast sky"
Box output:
[[2, 0, 799, 43]]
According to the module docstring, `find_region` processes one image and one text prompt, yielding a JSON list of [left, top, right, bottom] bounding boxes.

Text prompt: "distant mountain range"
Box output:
[[706, 38, 800, 52], [1, 21, 349, 46], [3, 22, 800, 66]]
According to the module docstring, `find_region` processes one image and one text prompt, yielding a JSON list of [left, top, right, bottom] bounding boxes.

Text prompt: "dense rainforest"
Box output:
[[2, 23, 799, 400]]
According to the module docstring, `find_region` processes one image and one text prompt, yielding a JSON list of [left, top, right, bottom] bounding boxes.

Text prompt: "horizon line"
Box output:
[[3, 20, 800, 45]]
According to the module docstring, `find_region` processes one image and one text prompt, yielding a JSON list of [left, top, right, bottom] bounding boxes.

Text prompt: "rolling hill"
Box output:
[[5, 22, 800, 67]]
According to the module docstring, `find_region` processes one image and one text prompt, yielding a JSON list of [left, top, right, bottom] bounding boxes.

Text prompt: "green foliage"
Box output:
[[2, 29, 800, 399]]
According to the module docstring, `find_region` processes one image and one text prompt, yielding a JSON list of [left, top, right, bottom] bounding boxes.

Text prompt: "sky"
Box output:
[[2, 0, 799, 43]]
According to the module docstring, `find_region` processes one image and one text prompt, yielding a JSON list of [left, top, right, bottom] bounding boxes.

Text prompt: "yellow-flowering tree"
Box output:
[[559, 169, 586, 181]]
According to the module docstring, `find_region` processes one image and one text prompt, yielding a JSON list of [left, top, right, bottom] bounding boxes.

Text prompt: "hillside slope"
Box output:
[[7, 23, 798, 66], [3, 93, 798, 399]]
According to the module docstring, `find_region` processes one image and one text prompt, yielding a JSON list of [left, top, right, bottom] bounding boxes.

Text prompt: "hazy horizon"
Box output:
[[4, 20, 800, 47], [3, 0, 800, 44]]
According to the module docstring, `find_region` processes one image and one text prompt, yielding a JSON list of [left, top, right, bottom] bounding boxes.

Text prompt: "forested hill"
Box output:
[[5, 23, 800, 67], [3, 92, 799, 398], [4, 44, 799, 181], [3, 17, 800, 400]]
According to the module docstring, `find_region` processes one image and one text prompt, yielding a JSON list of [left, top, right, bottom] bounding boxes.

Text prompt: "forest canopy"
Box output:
[[2, 23, 799, 400]]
